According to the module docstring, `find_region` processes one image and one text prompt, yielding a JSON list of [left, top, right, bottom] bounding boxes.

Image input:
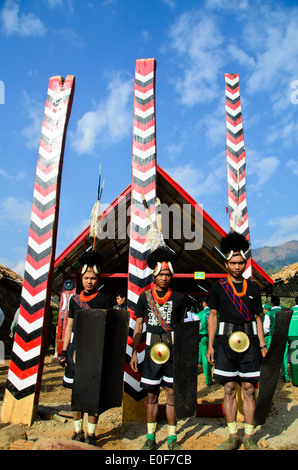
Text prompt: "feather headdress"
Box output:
[[220, 232, 249, 261]]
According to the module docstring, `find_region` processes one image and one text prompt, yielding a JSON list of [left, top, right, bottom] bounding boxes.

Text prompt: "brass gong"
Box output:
[[228, 331, 250, 353], [150, 342, 170, 364]]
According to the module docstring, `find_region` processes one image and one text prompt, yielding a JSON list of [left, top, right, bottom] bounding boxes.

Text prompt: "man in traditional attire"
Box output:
[[207, 232, 267, 450], [130, 247, 185, 450], [60, 251, 110, 445]]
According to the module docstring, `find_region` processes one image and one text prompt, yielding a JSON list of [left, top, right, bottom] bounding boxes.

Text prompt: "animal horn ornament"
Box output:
[[228, 331, 250, 353], [150, 342, 170, 364]]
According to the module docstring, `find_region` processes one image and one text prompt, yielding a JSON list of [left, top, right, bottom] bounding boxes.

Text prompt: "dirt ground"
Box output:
[[1, 353, 298, 451]]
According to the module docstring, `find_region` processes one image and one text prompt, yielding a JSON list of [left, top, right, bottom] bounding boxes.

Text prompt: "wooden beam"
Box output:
[[1, 75, 75, 426], [124, 58, 157, 421]]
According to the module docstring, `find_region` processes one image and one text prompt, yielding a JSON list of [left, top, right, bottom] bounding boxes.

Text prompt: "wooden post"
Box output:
[[224, 73, 252, 280], [225, 73, 253, 420], [123, 59, 157, 422], [1, 75, 75, 426]]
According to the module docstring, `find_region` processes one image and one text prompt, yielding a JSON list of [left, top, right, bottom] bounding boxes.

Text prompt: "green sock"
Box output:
[[146, 433, 155, 441]]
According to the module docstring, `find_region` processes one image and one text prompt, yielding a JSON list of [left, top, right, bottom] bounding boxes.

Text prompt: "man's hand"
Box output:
[[260, 345, 268, 359], [59, 350, 67, 368], [206, 346, 215, 365], [130, 351, 138, 372]]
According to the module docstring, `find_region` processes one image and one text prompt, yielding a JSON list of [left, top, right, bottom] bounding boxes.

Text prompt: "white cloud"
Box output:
[[13, 258, 26, 277], [265, 214, 298, 246], [0, 196, 31, 226], [21, 91, 44, 150], [141, 30, 150, 43], [45, 0, 73, 10], [164, 161, 226, 200], [227, 44, 255, 68], [205, 0, 249, 10], [266, 120, 298, 148], [168, 13, 224, 106], [287, 159, 298, 176], [246, 149, 280, 188], [0, 168, 26, 181], [70, 73, 133, 155], [1, 0, 47, 37], [62, 218, 90, 246], [196, 97, 226, 148], [161, 0, 175, 8], [245, 13, 298, 95]]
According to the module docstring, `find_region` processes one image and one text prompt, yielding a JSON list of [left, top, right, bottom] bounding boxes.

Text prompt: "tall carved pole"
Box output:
[[123, 59, 157, 422], [224, 73, 252, 280], [1, 75, 75, 425]]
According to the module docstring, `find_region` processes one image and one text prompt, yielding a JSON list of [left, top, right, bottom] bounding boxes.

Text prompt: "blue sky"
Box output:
[[1, 0, 298, 276]]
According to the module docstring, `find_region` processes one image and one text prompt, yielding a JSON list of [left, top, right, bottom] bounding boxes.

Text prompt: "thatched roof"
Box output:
[[272, 262, 298, 282], [0, 264, 58, 310], [0, 264, 23, 285]]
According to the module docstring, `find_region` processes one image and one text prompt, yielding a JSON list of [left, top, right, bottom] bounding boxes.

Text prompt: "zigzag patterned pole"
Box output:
[[224, 73, 252, 280], [123, 59, 157, 421], [1, 75, 75, 425]]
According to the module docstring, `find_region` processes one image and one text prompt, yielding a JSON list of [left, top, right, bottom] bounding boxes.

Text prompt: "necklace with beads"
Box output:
[[152, 285, 172, 305], [227, 275, 247, 297]]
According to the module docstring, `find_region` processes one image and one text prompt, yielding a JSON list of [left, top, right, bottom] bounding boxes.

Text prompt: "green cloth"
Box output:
[[288, 305, 298, 337], [199, 335, 212, 385], [264, 306, 281, 336], [288, 305, 298, 385], [198, 307, 210, 335], [197, 307, 213, 385]]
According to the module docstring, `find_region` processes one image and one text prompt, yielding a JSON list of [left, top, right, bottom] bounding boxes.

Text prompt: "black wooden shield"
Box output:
[[254, 308, 293, 426], [72, 308, 129, 415], [173, 321, 200, 419]]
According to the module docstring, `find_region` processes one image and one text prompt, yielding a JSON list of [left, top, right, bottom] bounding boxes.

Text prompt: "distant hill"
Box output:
[[252, 240, 298, 275]]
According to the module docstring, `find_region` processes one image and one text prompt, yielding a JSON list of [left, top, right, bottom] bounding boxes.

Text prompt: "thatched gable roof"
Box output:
[[272, 262, 298, 282], [0, 264, 23, 285]]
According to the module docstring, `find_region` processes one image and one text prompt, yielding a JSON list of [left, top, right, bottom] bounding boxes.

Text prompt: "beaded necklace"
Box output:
[[227, 275, 247, 298], [152, 285, 172, 305]]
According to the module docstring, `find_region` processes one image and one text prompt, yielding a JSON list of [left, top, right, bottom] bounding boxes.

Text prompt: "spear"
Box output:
[[90, 164, 105, 251]]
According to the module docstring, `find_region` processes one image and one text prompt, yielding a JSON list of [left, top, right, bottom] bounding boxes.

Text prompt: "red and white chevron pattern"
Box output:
[[224, 73, 252, 279], [124, 59, 157, 401], [4, 75, 75, 402]]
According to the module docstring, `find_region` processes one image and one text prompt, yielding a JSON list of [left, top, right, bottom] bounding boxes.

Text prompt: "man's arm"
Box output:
[[255, 314, 268, 358], [129, 316, 144, 372], [206, 309, 218, 364], [59, 317, 73, 367]]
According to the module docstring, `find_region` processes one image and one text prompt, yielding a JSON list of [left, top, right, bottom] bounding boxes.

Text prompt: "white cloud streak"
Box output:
[[164, 160, 226, 200], [70, 73, 133, 155], [265, 214, 298, 246], [0, 196, 31, 226], [1, 0, 47, 37], [21, 91, 44, 150], [168, 12, 224, 106]]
